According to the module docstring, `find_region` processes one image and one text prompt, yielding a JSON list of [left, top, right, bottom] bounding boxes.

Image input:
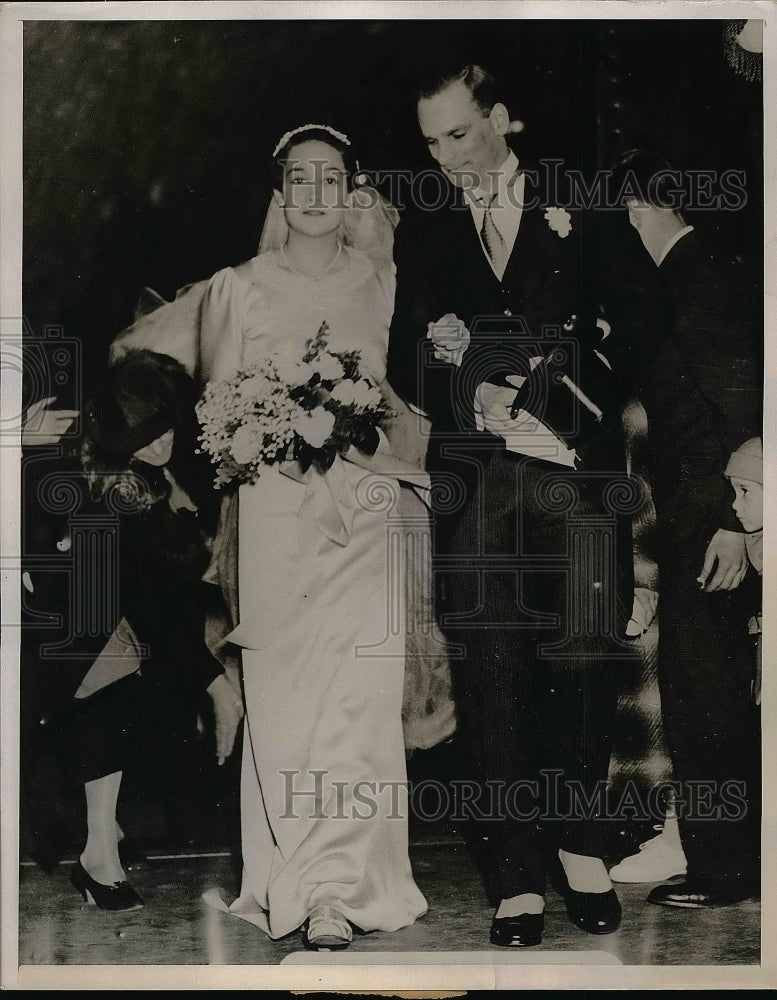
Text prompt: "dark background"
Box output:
[[19, 17, 763, 861], [24, 18, 762, 399]]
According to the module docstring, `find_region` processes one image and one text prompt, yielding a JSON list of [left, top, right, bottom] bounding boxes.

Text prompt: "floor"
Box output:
[[14, 725, 766, 989], [15, 827, 762, 989]]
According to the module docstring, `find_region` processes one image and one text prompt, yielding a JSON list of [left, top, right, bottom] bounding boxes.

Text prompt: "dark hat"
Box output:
[[85, 350, 193, 455]]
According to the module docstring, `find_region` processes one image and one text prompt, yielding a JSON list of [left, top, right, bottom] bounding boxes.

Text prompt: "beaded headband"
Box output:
[[272, 124, 351, 158]]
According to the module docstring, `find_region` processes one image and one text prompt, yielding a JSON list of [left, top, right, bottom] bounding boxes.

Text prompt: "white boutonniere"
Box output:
[[544, 206, 572, 238]]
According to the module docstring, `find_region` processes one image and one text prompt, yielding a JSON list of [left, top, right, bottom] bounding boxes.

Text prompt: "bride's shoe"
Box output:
[[304, 904, 352, 950]]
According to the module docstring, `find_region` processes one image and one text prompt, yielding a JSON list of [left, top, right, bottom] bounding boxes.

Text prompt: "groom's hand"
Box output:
[[474, 381, 523, 435], [427, 313, 470, 367], [475, 375, 532, 443], [474, 379, 578, 467]]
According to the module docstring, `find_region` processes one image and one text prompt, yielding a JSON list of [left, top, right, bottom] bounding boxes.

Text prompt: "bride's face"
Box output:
[[280, 140, 348, 238]]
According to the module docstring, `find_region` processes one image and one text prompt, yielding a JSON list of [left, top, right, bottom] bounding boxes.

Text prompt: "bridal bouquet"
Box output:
[[196, 322, 392, 488]]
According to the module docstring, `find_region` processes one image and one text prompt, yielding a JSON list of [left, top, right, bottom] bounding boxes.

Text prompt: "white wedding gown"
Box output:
[[200, 246, 428, 939]]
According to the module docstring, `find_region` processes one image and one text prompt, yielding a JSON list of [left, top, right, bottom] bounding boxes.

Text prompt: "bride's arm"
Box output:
[[370, 252, 432, 471], [378, 376, 431, 472], [200, 267, 246, 385], [110, 281, 208, 377]]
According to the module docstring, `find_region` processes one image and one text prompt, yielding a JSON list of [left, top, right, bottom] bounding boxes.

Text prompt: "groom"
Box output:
[[387, 59, 671, 946]]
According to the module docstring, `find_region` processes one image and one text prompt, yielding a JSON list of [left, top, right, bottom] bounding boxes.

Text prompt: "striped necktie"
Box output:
[[480, 189, 508, 279]]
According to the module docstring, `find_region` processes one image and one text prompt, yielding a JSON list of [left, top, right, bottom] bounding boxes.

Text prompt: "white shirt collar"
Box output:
[[658, 225, 694, 266], [469, 150, 520, 206], [466, 150, 524, 280]]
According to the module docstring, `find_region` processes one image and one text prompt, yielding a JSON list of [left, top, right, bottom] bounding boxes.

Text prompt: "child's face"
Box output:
[[730, 476, 763, 533], [133, 428, 174, 467]]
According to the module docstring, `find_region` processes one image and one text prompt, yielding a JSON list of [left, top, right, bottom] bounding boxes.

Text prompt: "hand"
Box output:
[[22, 396, 79, 446], [697, 529, 749, 592], [474, 381, 522, 435], [427, 313, 470, 367], [206, 673, 244, 765], [625, 587, 659, 637]]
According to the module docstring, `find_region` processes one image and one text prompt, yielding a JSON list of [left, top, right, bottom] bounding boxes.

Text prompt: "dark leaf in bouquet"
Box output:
[[303, 320, 331, 363], [221, 474, 242, 495], [295, 440, 313, 474], [332, 404, 354, 437], [334, 350, 362, 380], [289, 384, 309, 404], [318, 448, 337, 472], [351, 424, 379, 457]]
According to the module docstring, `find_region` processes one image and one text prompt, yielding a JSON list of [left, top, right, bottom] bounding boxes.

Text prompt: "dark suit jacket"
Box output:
[[638, 230, 762, 552], [387, 162, 673, 538]]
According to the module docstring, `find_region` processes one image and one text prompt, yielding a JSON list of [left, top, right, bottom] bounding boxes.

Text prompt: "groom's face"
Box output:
[[417, 79, 508, 191]]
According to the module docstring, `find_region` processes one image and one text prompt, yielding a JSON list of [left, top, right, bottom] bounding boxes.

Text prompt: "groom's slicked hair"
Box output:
[[416, 61, 500, 116]]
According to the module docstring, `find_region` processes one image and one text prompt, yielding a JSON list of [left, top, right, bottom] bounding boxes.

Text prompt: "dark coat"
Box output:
[[21, 436, 223, 729], [637, 229, 762, 553], [387, 164, 673, 547], [633, 229, 762, 887]]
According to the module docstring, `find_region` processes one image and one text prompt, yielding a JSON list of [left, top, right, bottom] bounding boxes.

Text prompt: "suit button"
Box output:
[[503, 309, 512, 316]]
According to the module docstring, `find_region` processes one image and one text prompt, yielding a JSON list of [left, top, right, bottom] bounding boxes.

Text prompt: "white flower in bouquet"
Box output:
[[297, 361, 315, 384], [196, 321, 392, 487], [295, 406, 336, 449], [312, 353, 345, 381], [230, 421, 263, 465], [237, 373, 274, 400], [352, 379, 382, 409], [329, 379, 358, 406], [274, 352, 315, 387]]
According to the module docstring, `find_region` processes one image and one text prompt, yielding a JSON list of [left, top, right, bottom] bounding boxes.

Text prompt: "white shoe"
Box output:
[[609, 828, 687, 883], [305, 904, 352, 950]]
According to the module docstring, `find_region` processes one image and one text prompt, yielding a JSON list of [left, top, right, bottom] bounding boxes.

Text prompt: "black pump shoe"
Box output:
[[490, 911, 544, 947], [564, 887, 621, 935], [71, 861, 144, 911]]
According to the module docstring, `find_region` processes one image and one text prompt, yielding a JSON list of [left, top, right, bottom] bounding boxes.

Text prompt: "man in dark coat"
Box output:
[[387, 61, 672, 946], [615, 150, 762, 908]]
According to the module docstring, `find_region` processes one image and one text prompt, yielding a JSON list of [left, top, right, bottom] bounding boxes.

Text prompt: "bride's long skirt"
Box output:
[[209, 461, 427, 939]]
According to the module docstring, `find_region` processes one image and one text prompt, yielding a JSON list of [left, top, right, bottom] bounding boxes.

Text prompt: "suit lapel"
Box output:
[[441, 169, 565, 303], [502, 171, 558, 305], [445, 185, 501, 289]]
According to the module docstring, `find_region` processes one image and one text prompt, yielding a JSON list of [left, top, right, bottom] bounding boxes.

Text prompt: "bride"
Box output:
[[198, 124, 428, 948]]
